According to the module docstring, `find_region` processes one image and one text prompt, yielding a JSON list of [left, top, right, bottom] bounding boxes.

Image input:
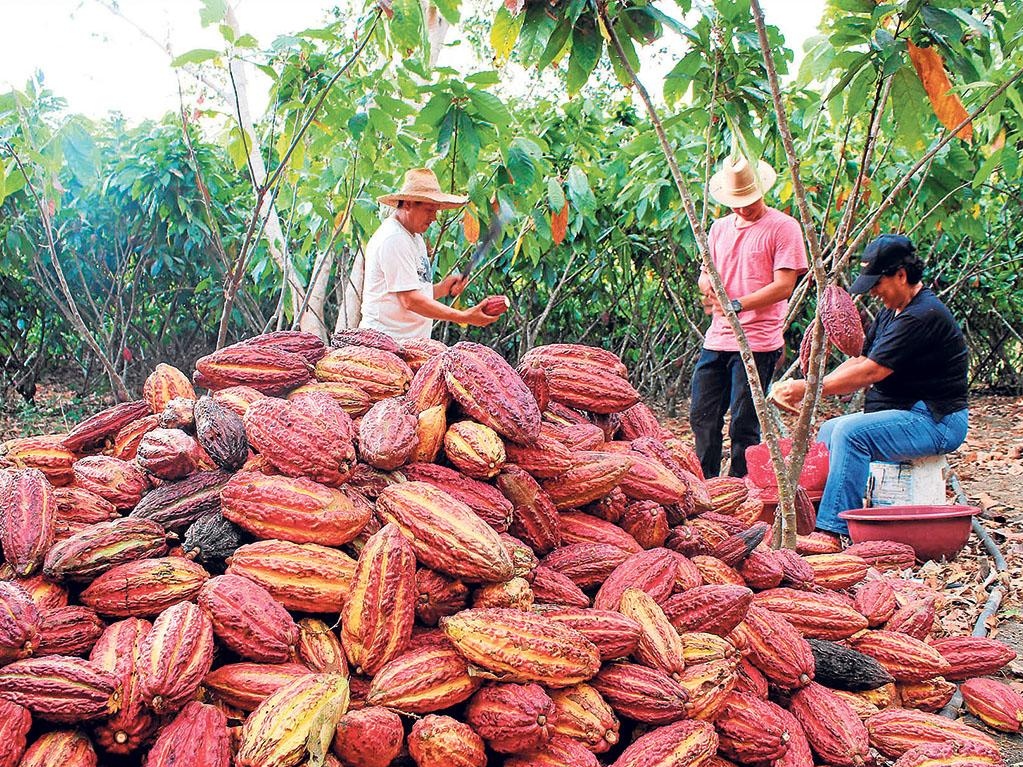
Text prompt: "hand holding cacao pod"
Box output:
[[480, 295, 510, 317]]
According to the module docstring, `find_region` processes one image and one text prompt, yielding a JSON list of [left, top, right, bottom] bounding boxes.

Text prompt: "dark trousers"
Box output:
[[689, 348, 781, 478]]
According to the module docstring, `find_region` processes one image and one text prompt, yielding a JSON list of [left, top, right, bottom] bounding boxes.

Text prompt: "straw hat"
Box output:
[[708, 155, 777, 207], [377, 168, 468, 209]]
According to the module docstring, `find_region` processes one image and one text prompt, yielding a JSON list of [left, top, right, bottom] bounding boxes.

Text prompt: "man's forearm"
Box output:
[[821, 356, 890, 397], [399, 291, 468, 322]]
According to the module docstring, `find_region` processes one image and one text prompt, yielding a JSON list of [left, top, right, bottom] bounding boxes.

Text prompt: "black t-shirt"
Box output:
[[863, 287, 968, 421]]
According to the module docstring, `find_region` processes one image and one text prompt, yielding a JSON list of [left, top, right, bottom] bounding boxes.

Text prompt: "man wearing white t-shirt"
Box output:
[[359, 168, 499, 341]]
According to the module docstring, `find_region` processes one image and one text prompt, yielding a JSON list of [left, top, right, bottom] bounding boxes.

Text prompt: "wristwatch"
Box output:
[[728, 298, 743, 313]]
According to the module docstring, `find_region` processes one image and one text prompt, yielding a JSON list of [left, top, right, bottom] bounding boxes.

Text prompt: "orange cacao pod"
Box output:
[[221, 471, 370, 546], [803, 552, 870, 590], [296, 618, 349, 675], [848, 630, 951, 682], [609, 719, 718, 767], [753, 587, 868, 640], [411, 404, 447, 462], [441, 607, 600, 687], [202, 662, 312, 712], [885, 598, 937, 640], [72, 455, 149, 510], [331, 705, 404, 767], [399, 336, 448, 372], [194, 343, 313, 395], [677, 657, 737, 720], [139, 601, 214, 715], [89, 617, 157, 754], [341, 524, 416, 676], [481, 294, 511, 316], [407, 714, 486, 767], [376, 482, 514, 583], [235, 672, 350, 767], [542, 451, 632, 510], [243, 393, 356, 487], [0, 655, 117, 722], [466, 682, 557, 753], [198, 574, 299, 663], [288, 380, 373, 416], [960, 677, 1023, 733], [897, 677, 956, 712], [1, 468, 54, 576], [789, 681, 872, 766], [403, 462, 514, 532], [366, 641, 480, 714], [929, 636, 1017, 680], [19, 730, 97, 767], [226, 539, 356, 614], [442, 341, 542, 444], [143, 363, 196, 414], [550, 683, 619, 753], [845, 539, 917, 572], [315, 345, 413, 400], [80, 556, 209, 618], [443, 420, 506, 479], [0, 436, 76, 486], [866, 707, 998, 759], [891, 740, 1006, 767]]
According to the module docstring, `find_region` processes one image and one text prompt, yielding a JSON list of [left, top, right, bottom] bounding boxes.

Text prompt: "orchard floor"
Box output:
[[3, 386, 1023, 763]]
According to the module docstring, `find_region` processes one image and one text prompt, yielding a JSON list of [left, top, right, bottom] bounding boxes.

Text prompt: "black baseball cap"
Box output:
[[850, 234, 916, 294]]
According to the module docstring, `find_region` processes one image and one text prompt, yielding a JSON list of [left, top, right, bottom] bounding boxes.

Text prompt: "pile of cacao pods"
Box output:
[[0, 329, 1019, 767]]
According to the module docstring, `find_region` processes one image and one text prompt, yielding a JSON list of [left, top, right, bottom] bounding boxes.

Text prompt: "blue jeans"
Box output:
[[814, 402, 969, 534], [689, 348, 782, 478]]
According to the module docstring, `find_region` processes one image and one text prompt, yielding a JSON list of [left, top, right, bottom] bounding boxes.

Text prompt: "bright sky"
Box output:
[[1, 0, 826, 121]]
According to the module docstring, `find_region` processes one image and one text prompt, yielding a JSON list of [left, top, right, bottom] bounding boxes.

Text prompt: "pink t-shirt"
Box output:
[[702, 207, 808, 352]]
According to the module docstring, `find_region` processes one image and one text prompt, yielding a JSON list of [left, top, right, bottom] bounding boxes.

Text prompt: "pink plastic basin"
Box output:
[[838, 505, 980, 561], [745, 438, 829, 492]]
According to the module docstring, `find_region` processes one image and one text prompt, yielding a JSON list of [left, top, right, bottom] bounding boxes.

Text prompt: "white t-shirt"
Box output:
[[359, 217, 434, 340]]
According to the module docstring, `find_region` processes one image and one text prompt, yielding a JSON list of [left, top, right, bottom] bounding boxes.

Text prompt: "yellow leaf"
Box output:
[[463, 206, 480, 244], [907, 42, 972, 142]]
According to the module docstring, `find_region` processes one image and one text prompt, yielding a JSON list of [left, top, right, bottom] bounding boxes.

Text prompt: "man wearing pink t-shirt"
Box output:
[[690, 156, 808, 477]]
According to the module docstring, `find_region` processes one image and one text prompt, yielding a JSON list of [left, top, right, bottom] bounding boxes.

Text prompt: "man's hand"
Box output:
[[768, 379, 807, 414], [435, 274, 467, 299], [699, 280, 722, 316], [462, 302, 501, 327]]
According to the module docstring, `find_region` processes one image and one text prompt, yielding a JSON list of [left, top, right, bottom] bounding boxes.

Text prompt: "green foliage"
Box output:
[[1, 0, 1021, 403]]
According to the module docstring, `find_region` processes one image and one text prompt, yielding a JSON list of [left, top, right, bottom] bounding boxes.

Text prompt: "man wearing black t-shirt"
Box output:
[[770, 234, 969, 535]]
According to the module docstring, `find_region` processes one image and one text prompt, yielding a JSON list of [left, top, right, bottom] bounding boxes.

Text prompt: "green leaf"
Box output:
[[830, 0, 874, 13], [235, 34, 259, 49], [517, 5, 558, 66], [566, 164, 596, 214], [547, 178, 566, 210], [506, 138, 542, 188], [467, 89, 511, 127], [466, 71, 500, 86], [537, 18, 573, 70], [390, 0, 426, 54], [491, 6, 523, 64], [920, 6, 963, 42], [170, 49, 221, 67], [973, 147, 1003, 190], [566, 18, 602, 96], [200, 0, 227, 27], [823, 51, 871, 103], [432, 0, 461, 25]]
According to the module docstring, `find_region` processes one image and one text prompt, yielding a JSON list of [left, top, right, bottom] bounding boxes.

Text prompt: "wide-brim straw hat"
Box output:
[[708, 156, 777, 207], [377, 168, 468, 209]]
